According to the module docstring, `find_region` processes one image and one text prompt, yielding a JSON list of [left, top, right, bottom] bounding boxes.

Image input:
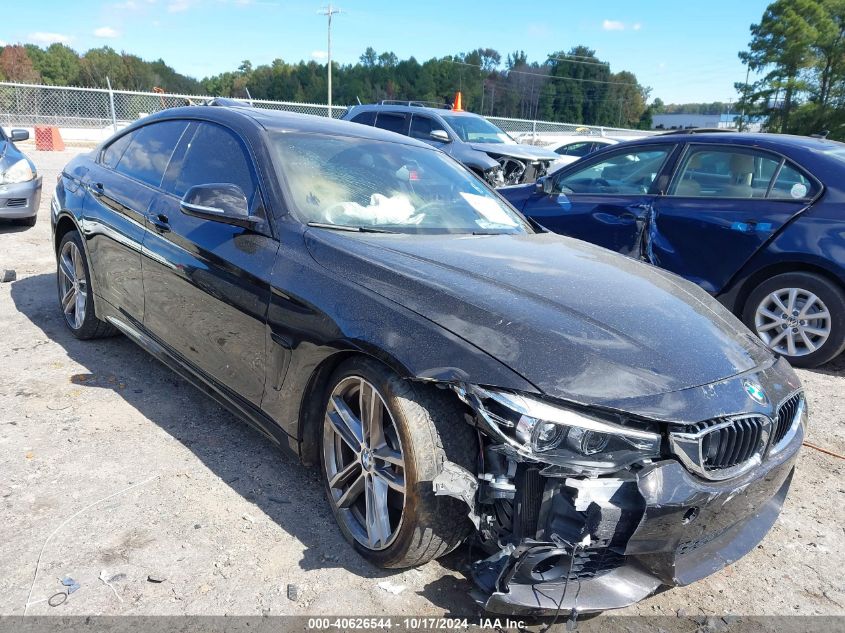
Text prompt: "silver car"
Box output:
[[0, 128, 42, 226]]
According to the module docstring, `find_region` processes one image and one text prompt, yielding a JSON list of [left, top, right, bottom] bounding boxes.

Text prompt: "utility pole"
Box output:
[[319, 4, 341, 117]]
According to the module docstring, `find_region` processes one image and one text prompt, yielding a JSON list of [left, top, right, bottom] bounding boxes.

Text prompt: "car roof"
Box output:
[[138, 104, 438, 150], [347, 103, 481, 118], [632, 131, 845, 152]]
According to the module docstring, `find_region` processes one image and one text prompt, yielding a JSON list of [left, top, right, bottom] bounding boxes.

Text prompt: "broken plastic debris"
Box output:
[[61, 576, 80, 594], [1, 269, 16, 283], [286, 584, 298, 601], [377, 580, 406, 595], [147, 574, 166, 583]]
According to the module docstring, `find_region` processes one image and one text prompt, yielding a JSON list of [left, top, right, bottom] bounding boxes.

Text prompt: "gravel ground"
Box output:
[[1, 147, 843, 622]]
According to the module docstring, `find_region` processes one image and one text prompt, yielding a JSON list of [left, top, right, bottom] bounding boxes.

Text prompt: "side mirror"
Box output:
[[9, 129, 29, 142], [535, 176, 553, 195], [180, 183, 261, 230], [430, 129, 451, 143]]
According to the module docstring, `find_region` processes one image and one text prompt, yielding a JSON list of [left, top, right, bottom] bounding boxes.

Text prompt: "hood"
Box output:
[[305, 230, 772, 406], [469, 142, 559, 162], [0, 140, 26, 167]]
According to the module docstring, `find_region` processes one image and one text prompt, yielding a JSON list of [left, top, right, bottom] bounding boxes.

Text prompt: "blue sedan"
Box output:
[[501, 131, 845, 368]]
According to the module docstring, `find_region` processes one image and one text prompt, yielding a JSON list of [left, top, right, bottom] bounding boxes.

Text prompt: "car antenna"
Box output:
[[811, 129, 829, 139], [356, 95, 362, 105]]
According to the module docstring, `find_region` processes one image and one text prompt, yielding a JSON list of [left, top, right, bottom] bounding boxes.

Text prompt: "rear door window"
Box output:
[[669, 146, 785, 198], [115, 120, 189, 188], [769, 163, 818, 200], [374, 112, 409, 135], [350, 111, 376, 126]]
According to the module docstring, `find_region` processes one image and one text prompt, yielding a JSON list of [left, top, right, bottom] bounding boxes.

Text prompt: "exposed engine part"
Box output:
[[483, 166, 505, 188], [497, 156, 527, 185]]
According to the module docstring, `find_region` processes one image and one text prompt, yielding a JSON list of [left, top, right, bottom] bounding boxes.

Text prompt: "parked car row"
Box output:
[[50, 102, 811, 617]]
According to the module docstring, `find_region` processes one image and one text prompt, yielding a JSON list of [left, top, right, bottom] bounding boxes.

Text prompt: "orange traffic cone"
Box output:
[[452, 91, 464, 112]]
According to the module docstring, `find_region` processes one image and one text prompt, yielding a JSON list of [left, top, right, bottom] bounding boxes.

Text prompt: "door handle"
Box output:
[[92, 182, 105, 196], [149, 213, 171, 232]]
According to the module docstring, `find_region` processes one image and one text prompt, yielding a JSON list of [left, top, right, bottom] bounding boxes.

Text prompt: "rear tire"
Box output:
[[742, 271, 845, 368], [56, 231, 117, 340], [319, 356, 476, 568]]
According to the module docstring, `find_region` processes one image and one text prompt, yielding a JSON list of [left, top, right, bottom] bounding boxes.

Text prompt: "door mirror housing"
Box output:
[[9, 129, 29, 142], [430, 129, 451, 143], [180, 183, 261, 230], [535, 176, 553, 195]]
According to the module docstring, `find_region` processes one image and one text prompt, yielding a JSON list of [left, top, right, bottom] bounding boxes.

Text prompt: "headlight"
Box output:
[[1, 159, 35, 184], [466, 387, 662, 473]]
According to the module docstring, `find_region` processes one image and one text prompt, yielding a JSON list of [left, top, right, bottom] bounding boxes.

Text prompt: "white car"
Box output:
[[546, 135, 620, 172]]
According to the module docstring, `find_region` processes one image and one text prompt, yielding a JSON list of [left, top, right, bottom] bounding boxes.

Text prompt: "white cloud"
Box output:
[[633, 22, 642, 31], [311, 50, 328, 61], [167, 0, 198, 12], [94, 26, 120, 38], [0, 39, 6, 47], [28, 32, 72, 45], [602, 19, 626, 31]]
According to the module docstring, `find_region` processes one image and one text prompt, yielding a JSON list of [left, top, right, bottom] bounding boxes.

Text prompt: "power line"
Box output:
[[445, 59, 641, 87]]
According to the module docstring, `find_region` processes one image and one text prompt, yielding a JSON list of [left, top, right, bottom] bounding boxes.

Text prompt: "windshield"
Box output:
[[440, 115, 516, 145], [269, 132, 531, 235]]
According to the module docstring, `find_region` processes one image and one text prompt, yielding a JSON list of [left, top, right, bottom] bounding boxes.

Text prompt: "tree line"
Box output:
[[0, 42, 653, 128], [737, 0, 845, 139]]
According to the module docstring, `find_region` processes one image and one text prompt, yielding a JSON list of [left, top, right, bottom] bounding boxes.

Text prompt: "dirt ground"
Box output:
[[1, 147, 843, 622]]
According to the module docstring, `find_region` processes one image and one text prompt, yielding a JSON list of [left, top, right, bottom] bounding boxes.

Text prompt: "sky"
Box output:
[[5, 0, 771, 104]]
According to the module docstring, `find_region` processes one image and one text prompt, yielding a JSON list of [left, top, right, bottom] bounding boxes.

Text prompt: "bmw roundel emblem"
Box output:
[[743, 379, 768, 406]]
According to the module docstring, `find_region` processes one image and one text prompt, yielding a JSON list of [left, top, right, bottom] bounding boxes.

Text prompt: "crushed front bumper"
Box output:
[[472, 418, 802, 615], [0, 177, 42, 219]]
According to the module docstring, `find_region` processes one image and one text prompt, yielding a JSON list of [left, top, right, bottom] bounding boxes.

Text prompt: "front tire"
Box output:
[[56, 231, 116, 339], [320, 357, 475, 568], [743, 271, 845, 368]]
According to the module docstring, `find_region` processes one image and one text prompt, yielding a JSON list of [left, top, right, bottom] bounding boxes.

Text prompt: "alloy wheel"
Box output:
[[323, 376, 406, 551], [58, 241, 87, 330], [754, 287, 831, 357]]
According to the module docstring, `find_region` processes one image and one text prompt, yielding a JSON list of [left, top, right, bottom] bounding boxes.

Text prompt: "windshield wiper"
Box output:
[[307, 222, 397, 234]]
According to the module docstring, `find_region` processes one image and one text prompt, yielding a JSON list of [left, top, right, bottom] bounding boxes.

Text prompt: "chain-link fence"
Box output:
[[0, 81, 653, 143]]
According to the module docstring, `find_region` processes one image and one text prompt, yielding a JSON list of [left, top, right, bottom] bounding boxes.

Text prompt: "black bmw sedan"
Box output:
[[51, 105, 806, 616]]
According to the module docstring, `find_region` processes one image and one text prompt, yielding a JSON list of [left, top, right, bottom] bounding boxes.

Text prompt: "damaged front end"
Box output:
[[433, 382, 806, 616]]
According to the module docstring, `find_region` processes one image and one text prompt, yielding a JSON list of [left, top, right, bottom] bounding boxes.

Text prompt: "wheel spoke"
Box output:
[[360, 380, 384, 449], [336, 472, 365, 508], [786, 331, 797, 356], [373, 445, 403, 467], [769, 329, 788, 348], [798, 294, 818, 319], [71, 245, 84, 279], [803, 325, 830, 337], [770, 292, 789, 314], [798, 329, 817, 352], [61, 287, 76, 314], [758, 307, 783, 322], [364, 475, 392, 548], [758, 320, 782, 332], [786, 288, 798, 313], [59, 253, 75, 283], [329, 459, 361, 490], [328, 396, 364, 448], [373, 467, 405, 493], [75, 291, 85, 327]]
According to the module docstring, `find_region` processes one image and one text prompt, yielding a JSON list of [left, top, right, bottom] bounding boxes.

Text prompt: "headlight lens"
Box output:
[[471, 387, 662, 473], [1, 159, 35, 184]]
